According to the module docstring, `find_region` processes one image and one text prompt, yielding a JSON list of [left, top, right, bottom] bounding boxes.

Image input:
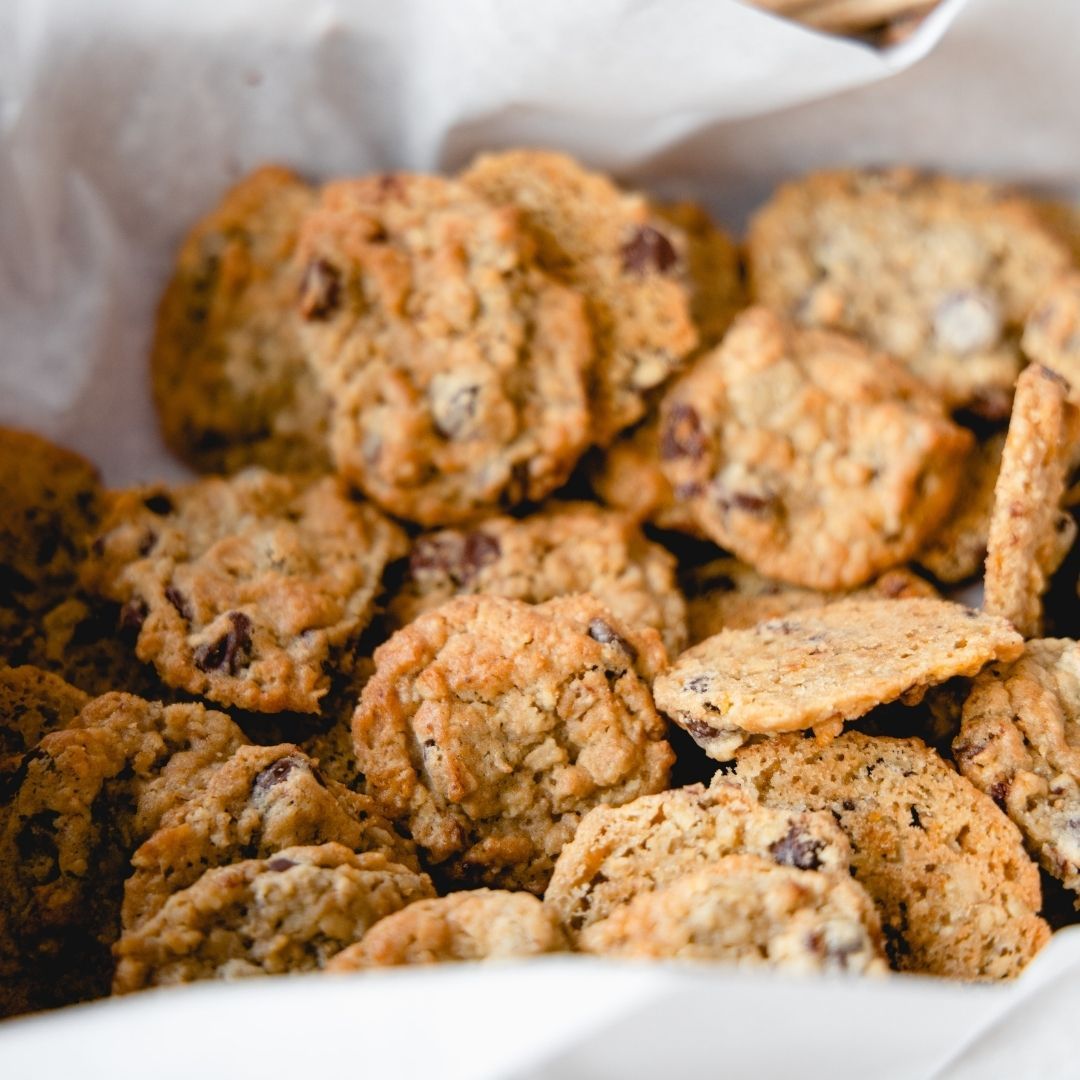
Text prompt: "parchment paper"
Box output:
[[2, 0, 1079, 1075]]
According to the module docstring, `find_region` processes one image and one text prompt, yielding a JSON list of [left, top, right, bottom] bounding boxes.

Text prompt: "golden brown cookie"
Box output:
[[328, 889, 567, 970], [354, 594, 674, 893], [113, 844, 433, 992], [294, 173, 593, 525], [748, 167, 1071, 416], [732, 732, 1049, 979], [388, 502, 687, 657], [658, 308, 973, 590], [984, 365, 1080, 638], [81, 469, 406, 713], [462, 149, 698, 444], [0, 664, 89, 776], [654, 597, 1022, 761]]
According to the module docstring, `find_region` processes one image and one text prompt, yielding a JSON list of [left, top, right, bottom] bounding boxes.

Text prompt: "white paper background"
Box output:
[[2, 0, 1080, 1075]]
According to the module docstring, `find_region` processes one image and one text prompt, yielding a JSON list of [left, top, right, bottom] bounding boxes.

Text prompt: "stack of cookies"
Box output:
[[4, 151, 1080, 1018]]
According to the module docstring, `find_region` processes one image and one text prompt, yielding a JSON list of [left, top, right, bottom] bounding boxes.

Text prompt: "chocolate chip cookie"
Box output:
[[0, 664, 88, 776], [152, 165, 331, 474], [388, 502, 687, 656], [328, 889, 567, 969], [113, 844, 433, 992], [732, 732, 1049, 979], [81, 469, 406, 713], [578, 855, 887, 974], [294, 173, 593, 525], [354, 594, 674, 893], [462, 150, 698, 443], [658, 308, 973, 590], [748, 167, 1071, 415]]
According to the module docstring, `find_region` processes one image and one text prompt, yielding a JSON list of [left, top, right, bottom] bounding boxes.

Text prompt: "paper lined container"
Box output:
[[2, 0, 1080, 1075]]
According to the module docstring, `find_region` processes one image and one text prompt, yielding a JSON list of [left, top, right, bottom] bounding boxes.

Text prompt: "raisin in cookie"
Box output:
[[658, 308, 972, 590], [113, 844, 433, 992], [0, 694, 245, 1015], [328, 889, 567, 970], [388, 502, 687, 656], [916, 433, 1006, 585], [732, 732, 1049, 979], [151, 165, 330, 474], [954, 639, 1080, 903], [121, 742, 415, 930], [655, 597, 1022, 761], [462, 150, 698, 443], [682, 559, 936, 644], [354, 594, 673, 893], [81, 469, 406, 713], [0, 664, 88, 776], [294, 173, 593, 525], [747, 167, 1070, 415], [579, 855, 887, 975], [544, 781, 853, 937], [984, 365, 1080, 638]]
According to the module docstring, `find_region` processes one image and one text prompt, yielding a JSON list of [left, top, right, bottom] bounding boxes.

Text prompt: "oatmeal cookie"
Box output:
[[916, 433, 1006, 585], [113, 844, 433, 992], [0, 664, 88, 775], [954, 639, 1080, 902], [578, 855, 887, 974], [328, 889, 567, 970], [747, 167, 1071, 415], [658, 308, 973, 590], [388, 502, 687, 656], [1022, 272, 1080, 391], [121, 742, 415, 930], [984, 365, 1080, 638], [81, 469, 406, 713], [544, 781, 853, 937], [294, 173, 593, 525], [462, 150, 698, 443], [151, 165, 330, 474], [655, 597, 1022, 761], [732, 732, 1049, 979], [682, 559, 936, 644], [354, 594, 673, 893]]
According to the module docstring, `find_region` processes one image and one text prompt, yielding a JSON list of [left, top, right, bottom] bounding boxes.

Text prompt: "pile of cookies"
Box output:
[[4, 151, 1080, 1018]]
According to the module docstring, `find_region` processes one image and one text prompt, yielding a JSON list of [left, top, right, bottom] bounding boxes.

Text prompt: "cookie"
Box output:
[[294, 173, 593, 525], [954, 639, 1080, 902], [354, 594, 673, 893], [0, 664, 88, 776], [462, 149, 698, 443], [732, 732, 1049, 979], [388, 502, 688, 657], [916, 433, 1005, 585], [1022, 272, 1080, 392], [578, 855, 887, 975], [121, 742, 416, 930], [151, 165, 330, 475], [984, 365, 1080, 638], [656, 596, 1022, 761], [682, 559, 937, 644], [81, 469, 406, 713], [658, 308, 973, 590], [0, 694, 245, 1015], [112, 844, 433, 992], [544, 781, 854, 937], [328, 889, 567, 970], [747, 167, 1071, 416]]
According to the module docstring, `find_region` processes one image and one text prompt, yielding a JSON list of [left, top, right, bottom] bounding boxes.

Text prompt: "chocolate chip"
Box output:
[[165, 586, 192, 623], [909, 805, 924, 830], [587, 618, 637, 660], [266, 857, 297, 872], [410, 531, 501, 587], [684, 717, 718, 741], [462, 532, 501, 577], [143, 493, 174, 515], [137, 529, 158, 556], [622, 226, 678, 275], [298, 258, 342, 320], [718, 490, 773, 515], [118, 598, 148, 635], [988, 779, 1011, 808], [660, 404, 706, 461], [769, 825, 825, 871], [15, 810, 61, 885], [254, 755, 304, 792], [193, 611, 253, 674]]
